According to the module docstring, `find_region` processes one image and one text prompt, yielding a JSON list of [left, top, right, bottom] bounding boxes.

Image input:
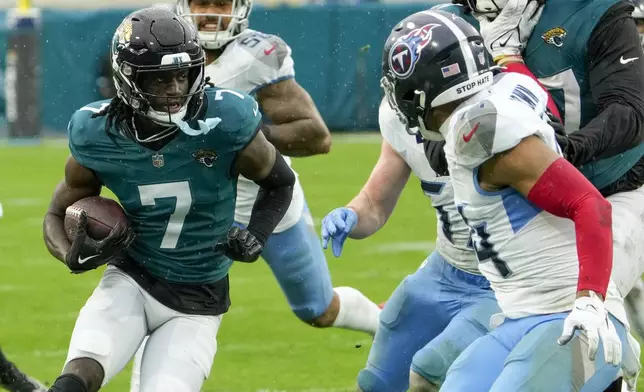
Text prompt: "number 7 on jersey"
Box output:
[[138, 181, 193, 249]]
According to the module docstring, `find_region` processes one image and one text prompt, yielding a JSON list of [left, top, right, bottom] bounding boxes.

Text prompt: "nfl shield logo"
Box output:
[[152, 153, 164, 168], [477, 52, 486, 66]]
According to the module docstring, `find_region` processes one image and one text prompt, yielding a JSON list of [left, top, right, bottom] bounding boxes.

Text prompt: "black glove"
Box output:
[[215, 226, 263, 263], [545, 109, 572, 161], [64, 211, 135, 273]]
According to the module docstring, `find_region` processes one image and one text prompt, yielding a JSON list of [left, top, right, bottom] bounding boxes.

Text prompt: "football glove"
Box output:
[[64, 210, 135, 274], [321, 207, 358, 257], [558, 292, 622, 366], [216, 226, 263, 263], [477, 0, 543, 61]]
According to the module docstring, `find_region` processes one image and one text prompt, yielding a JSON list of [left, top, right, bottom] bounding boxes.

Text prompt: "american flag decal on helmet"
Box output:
[[441, 63, 461, 78]]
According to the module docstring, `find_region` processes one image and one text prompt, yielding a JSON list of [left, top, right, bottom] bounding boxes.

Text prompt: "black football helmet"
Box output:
[[381, 10, 493, 140], [111, 7, 206, 133]]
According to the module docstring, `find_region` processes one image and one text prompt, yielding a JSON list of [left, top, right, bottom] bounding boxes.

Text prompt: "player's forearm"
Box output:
[[43, 212, 70, 264], [565, 103, 644, 166], [247, 152, 296, 245], [263, 120, 331, 157], [527, 158, 613, 297], [345, 191, 389, 239], [346, 142, 411, 239]]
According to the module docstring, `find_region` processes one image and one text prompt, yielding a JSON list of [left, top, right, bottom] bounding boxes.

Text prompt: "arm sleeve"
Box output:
[[527, 158, 613, 297], [247, 152, 295, 245], [566, 2, 644, 166]]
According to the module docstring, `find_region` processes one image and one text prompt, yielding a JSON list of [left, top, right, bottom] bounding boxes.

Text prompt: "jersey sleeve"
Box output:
[[67, 105, 103, 171], [378, 98, 407, 153], [451, 74, 555, 168], [212, 89, 263, 153], [245, 33, 295, 93]]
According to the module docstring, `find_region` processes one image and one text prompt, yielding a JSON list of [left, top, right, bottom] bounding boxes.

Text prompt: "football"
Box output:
[[64, 196, 128, 242]]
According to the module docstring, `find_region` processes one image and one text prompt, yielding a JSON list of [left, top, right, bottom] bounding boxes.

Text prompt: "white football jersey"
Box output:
[[378, 99, 478, 274], [443, 72, 626, 326], [206, 29, 304, 232]]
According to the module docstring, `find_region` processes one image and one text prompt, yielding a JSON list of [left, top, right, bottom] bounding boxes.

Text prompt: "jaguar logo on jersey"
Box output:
[[151, 153, 164, 168], [541, 27, 567, 47], [389, 24, 441, 79], [192, 149, 218, 168]]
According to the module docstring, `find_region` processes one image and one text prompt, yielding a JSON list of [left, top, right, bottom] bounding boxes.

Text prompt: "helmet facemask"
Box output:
[[177, 0, 252, 50], [113, 52, 206, 135], [381, 73, 443, 141]]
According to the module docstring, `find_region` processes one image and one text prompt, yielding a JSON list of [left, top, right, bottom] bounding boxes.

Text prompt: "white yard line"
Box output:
[[370, 241, 435, 254], [4, 197, 46, 207]]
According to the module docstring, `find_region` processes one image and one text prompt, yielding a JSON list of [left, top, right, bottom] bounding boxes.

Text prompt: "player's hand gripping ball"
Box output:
[[63, 196, 135, 273]]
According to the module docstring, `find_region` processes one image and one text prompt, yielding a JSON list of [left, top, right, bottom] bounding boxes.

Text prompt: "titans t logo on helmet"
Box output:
[[388, 23, 441, 79]]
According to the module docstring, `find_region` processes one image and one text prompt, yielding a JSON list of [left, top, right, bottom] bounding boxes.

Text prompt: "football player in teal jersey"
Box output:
[[42, 7, 295, 392]]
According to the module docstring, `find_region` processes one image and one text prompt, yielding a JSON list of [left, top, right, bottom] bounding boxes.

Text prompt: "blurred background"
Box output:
[[0, 0, 454, 391], [0, 0, 449, 139]]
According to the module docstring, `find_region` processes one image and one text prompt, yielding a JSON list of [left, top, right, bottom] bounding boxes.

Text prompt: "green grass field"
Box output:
[[0, 134, 436, 391]]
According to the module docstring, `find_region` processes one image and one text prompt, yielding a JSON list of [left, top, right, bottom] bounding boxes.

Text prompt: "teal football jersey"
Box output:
[[524, 0, 644, 190], [68, 87, 261, 284]]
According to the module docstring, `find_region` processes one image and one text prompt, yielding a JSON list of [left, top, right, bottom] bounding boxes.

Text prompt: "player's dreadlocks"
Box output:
[[90, 95, 132, 132]]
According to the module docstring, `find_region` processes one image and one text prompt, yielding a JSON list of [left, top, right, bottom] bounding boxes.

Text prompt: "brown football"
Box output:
[[64, 196, 128, 241]]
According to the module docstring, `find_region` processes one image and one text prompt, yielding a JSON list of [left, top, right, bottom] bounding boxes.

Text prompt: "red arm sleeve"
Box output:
[[527, 158, 612, 297]]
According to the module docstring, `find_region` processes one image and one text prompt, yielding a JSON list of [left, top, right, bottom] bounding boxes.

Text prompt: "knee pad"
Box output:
[[357, 368, 395, 392], [411, 346, 449, 386]]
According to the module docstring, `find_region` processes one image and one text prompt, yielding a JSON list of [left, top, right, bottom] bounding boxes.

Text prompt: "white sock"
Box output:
[[331, 286, 381, 335]]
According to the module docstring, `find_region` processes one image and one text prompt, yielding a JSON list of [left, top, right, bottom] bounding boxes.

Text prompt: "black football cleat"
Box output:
[[0, 349, 47, 392]]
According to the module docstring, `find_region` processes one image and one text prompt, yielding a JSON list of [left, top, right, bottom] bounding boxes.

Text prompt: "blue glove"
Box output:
[[321, 207, 358, 257]]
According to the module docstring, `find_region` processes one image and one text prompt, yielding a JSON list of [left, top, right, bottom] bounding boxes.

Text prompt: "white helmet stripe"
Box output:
[[422, 10, 478, 78]]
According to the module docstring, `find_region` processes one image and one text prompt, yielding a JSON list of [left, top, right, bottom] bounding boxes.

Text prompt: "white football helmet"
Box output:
[[176, 0, 253, 50]]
